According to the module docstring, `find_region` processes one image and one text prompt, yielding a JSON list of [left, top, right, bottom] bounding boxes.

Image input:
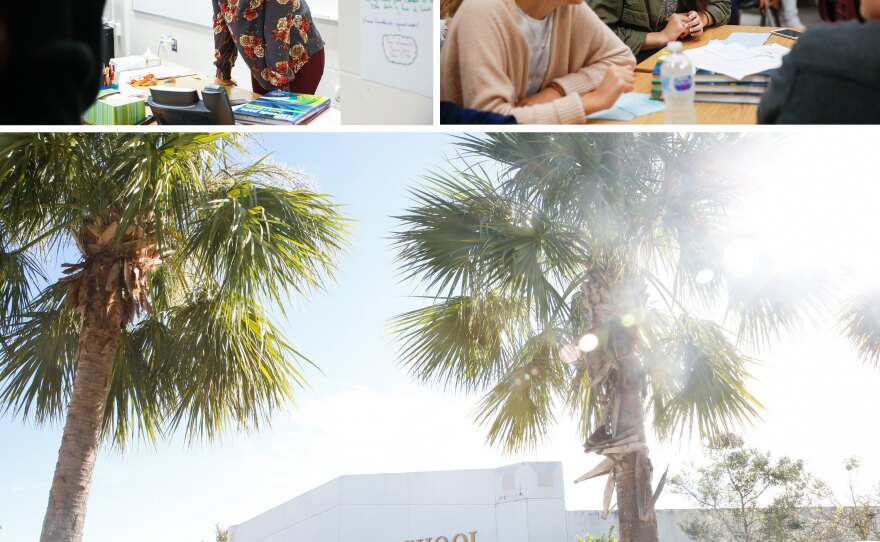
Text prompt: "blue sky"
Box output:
[[2, 133, 880, 542]]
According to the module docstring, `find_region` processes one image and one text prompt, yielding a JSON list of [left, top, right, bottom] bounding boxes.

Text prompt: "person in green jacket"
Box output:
[[590, 0, 730, 60]]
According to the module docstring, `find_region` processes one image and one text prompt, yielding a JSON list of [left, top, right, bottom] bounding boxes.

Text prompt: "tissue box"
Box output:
[[82, 89, 146, 125]]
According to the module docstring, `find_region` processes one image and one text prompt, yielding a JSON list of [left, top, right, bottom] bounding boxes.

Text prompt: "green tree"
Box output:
[[0, 133, 349, 542], [577, 524, 619, 542], [391, 133, 832, 542], [818, 457, 880, 541], [669, 434, 830, 542], [200, 524, 229, 542]]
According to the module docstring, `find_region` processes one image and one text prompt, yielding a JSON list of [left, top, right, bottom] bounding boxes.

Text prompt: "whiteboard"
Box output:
[[132, 0, 212, 27], [132, 0, 338, 27], [359, 0, 433, 97]]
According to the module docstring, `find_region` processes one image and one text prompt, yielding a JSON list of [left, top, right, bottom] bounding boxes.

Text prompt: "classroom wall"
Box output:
[[103, 0, 341, 102], [103, 0, 433, 124]]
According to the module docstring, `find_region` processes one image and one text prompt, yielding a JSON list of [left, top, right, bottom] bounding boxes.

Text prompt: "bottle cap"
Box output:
[[668, 41, 683, 52]]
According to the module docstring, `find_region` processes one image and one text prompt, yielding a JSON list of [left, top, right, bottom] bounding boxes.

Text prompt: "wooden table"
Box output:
[[589, 72, 763, 124], [635, 24, 797, 73], [589, 24, 797, 124]]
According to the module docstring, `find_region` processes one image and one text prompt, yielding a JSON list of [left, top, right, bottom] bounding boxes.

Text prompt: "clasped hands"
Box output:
[[664, 10, 709, 40]]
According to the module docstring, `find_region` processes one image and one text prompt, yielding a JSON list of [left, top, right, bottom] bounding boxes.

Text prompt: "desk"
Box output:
[[635, 25, 797, 73], [119, 66, 341, 126], [590, 25, 797, 124], [589, 73, 762, 124]]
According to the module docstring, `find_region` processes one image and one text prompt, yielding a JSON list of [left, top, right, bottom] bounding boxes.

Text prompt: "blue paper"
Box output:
[[712, 32, 771, 49], [587, 93, 666, 121]]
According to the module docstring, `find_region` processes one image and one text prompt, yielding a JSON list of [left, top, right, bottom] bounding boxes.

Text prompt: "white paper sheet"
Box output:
[[684, 42, 790, 80]]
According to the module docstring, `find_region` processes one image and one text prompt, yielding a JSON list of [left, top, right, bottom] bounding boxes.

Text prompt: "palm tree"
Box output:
[[0, 133, 349, 542], [391, 133, 833, 542]]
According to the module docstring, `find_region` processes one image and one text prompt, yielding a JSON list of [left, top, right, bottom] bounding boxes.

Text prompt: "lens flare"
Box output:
[[578, 333, 599, 352], [696, 269, 715, 284]]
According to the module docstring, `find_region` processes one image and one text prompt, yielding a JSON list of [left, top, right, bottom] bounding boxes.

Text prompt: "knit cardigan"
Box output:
[[440, 0, 636, 124]]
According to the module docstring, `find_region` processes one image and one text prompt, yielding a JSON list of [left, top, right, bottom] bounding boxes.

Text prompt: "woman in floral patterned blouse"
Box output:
[[212, 0, 325, 95]]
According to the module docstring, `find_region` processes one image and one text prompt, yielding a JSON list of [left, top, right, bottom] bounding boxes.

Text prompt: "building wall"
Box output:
[[228, 462, 691, 542]]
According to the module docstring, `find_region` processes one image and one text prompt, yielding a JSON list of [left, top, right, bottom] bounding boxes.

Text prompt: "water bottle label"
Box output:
[[661, 74, 694, 92]]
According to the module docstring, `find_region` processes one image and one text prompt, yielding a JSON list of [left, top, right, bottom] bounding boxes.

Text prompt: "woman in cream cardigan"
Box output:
[[440, 0, 637, 124]]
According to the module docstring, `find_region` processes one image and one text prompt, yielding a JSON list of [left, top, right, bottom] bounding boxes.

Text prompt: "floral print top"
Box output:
[[213, 0, 324, 90]]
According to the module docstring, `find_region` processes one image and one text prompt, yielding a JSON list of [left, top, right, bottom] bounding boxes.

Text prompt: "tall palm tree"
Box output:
[[0, 133, 349, 542], [391, 133, 833, 542]]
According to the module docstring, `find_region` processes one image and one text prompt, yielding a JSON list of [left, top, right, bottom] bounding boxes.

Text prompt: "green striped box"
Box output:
[[83, 89, 146, 125]]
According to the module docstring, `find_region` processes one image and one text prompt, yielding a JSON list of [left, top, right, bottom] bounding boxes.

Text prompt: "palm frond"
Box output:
[[394, 169, 585, 321], [0, 284, 78, 425], [157, 283, 312, 442], [839, 291, 880, 367], [0, 243, 44, 325], [392, 293, 530, 392], [564, 358, 605, 444], [727, 262, 838, 349], [475, 327, 569, 452], [643, 312, 763, 442], [185, 169, 349, 304], [102, 317, 171, 449]]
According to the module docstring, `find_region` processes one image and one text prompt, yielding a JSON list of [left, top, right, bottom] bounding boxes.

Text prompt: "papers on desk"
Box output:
[[587, 93, 666, 121], [710, 32, 772, 49], [684, 42, 790, 80]]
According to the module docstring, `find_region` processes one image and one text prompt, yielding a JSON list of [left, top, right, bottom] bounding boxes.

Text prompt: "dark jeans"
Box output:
[[250, 48, 325, 95]]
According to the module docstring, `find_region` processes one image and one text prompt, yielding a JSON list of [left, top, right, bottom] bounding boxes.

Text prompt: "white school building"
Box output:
[[228, 462, 698, 542]]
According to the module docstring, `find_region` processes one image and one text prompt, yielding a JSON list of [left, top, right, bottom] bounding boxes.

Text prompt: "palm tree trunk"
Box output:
[[614, 380, 659, 542], [40, 255, 125, 542], [581, 268, 659, 542]]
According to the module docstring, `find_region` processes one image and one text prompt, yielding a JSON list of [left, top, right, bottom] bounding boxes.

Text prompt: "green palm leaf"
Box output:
[[643, 312, 762, 442], [156, 283, 311, 442], [0, 284, 77, 425], [475, 327, 569, 452], [392, 293, 527, 392], [185, 167, 348, 303]]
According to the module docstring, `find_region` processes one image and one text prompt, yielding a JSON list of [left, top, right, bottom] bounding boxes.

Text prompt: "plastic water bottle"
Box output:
[[661, 41, 697, 124]]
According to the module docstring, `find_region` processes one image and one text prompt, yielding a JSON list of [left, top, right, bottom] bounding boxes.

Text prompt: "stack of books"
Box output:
[[650, 52, 771, 105], [234, 90, 331, 125]]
